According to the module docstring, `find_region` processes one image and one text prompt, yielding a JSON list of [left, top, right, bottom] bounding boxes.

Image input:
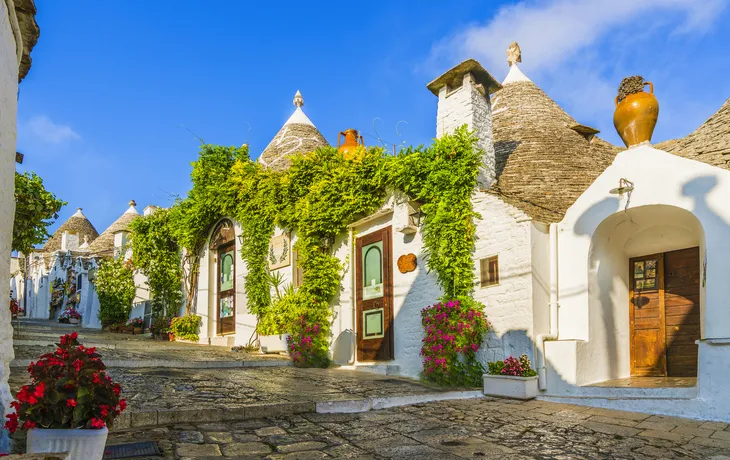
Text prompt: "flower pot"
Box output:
[[27, 427, 108, 460], [168, 332, 175, 342], [133, 327, 142, 335], [483, 374, 538, 400], [259, 334, 289, 353], [69, 318, 79, 325], [613, 81, 659, 147]]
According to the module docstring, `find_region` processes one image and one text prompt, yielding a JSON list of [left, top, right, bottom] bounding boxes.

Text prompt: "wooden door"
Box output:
[[629, 254, 666, 376], [356, 227, 394, 361], [664, 247, 700, 377], [217, 242, 236, 335]]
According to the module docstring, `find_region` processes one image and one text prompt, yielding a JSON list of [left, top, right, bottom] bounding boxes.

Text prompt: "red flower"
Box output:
[[9, 401, 19, 410], [118, 399, 127, 411], [22, 420, 36, 430], [113, 384, 121, 396], [66, 399, 77, 408], [5, 413, 18, 433], [72, 359, 83, 372], [99, 405, 109, 417], [26, 395, 38, 405], [85, 347, 97, 355], [92, 373, 102, 384], [90, 418, 105, 429], [70, 332, 78, 340], [33, 382, 45, 398]]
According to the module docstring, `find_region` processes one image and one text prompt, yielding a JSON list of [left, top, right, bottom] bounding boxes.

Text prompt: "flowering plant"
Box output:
[[4, 333, 126, 432], [488, 354, 537, 377], [58, 308, 81, 321], [127, 317, 144, 328], [420, 298, 489, 387], [287, 315, 330, 368], [9, 297, 22, 317]]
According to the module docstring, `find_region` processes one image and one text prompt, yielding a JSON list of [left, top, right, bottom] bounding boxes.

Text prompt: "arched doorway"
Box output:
[[588, 205, 705, 379], [210, 219, 236, 335]]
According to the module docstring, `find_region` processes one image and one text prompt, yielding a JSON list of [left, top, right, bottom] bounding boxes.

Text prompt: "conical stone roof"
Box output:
[[42, 208, 99, 252], [259, 91, 329, 171], [656, 98, 730, 171], [88, 201, 140, 258], [490, 61, 619, 223]]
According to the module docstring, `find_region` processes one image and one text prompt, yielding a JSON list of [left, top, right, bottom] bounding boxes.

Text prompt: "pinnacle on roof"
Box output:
[[259, 91, 329, 171], [502, 42, 532, 85]]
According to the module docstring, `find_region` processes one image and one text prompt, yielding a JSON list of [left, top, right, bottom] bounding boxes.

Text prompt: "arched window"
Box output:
[[209, 219, 235, 250]]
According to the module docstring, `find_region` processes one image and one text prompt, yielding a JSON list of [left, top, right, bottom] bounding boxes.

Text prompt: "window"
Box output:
[[77, 274, 83, 290], [480, 255, 499, 288], [362, 241, 384, 300], [292, 250, 304, 288]]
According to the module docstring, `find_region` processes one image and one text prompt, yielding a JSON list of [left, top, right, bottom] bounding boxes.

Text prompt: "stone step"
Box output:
[[10, 358, 290, 370]]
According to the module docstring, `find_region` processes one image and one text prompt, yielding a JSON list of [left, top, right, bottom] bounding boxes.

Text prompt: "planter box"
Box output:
[[483, 374, 539, 400], [69, 318, 79, 325], [133, 327, 143, 335], [28, 426, 108, 460], [259, 334, 289, 353]]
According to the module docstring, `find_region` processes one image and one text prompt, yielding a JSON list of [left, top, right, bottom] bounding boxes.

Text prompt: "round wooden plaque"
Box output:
[[397, 254, 417, 274]]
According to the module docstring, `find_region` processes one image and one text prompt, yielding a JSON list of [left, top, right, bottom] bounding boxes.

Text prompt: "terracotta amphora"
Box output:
[[613, 82, 659, 147], [337, 129, 364, 159]]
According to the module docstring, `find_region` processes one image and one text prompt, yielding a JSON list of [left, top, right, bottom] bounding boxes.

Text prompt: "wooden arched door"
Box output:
[[210, 220, 236, 335]]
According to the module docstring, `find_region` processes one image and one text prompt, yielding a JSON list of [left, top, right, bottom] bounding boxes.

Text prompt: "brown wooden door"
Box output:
[[664, 247, 700, 377], [629, 253, 666, 376], [217, 243, 236, 335], [356, 227, 394, 361]]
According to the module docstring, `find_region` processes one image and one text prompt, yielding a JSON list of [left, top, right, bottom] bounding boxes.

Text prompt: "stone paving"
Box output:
[[104, 398, 730, 459]]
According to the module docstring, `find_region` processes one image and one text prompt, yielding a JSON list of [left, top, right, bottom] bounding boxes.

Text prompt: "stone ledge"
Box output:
[[117, 402, 316, 429], [10, 358, 290, 370]]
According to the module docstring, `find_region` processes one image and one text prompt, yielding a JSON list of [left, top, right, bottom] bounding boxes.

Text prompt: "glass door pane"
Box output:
[[362, 241, 383, 300]]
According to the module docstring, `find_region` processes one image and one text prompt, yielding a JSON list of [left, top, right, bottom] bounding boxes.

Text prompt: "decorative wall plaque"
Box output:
[[268, 233, 291, 270], [397, 254, 417, 274]]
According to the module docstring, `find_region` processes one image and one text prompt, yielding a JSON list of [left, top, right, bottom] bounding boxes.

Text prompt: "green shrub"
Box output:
[[170, 315, 202, 342], [95, 259, 135, 327]]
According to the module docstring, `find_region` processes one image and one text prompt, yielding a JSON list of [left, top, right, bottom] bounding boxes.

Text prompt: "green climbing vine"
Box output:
[[129, 126, 484, 369], [13, 171, 66, 254]]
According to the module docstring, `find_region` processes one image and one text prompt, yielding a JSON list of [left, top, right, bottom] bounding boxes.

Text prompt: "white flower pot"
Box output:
[[27, 427, 108, 460], [69, 318, 79, 324], [259, 334, 289, 353], [483, 374, 539, 400]]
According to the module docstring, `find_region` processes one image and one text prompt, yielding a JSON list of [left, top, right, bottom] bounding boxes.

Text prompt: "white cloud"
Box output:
[[429, 0, 725, 74], [19, 115, 81, 144]]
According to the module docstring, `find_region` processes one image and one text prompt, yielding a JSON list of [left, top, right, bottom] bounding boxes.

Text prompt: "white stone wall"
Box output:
[[0, 0, 18, 439], [435, 73, 496, 188], [472, 192, 537, 365]]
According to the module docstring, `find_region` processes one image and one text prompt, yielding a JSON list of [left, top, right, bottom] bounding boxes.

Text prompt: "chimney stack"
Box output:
[[427, 59, 502, 190]]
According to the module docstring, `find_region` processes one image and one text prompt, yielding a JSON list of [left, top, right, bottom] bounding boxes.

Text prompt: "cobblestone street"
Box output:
[[107, 398, 730, 459], [11, 321, 730, 459]]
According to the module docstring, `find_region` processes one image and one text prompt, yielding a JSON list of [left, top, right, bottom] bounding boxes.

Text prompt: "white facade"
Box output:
[[543, 144, 730, 421]]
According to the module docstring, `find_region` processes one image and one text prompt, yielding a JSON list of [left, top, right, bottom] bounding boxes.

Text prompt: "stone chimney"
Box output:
[[427, 59, 502, 189]]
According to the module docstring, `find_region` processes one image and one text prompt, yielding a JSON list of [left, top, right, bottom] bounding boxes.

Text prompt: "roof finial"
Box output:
[[507, 41, 522, 67], [129, 200, 136, 207], [293, 90, 304, 108]]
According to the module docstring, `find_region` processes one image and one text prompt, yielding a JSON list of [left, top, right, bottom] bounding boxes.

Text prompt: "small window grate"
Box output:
[[103, 441, 160, 459]]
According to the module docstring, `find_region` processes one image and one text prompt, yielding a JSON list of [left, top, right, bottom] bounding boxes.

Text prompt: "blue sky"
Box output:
[[16, 0, 730, 235]]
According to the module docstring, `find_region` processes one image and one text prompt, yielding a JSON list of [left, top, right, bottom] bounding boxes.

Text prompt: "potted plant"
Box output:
[[59, 308, 82, 325], [169, 315, 202, 343], [150, 317, 171, 341], [127, 318, 144, 335], [483, 354, 538, 400], [5, 332, 127, 459]]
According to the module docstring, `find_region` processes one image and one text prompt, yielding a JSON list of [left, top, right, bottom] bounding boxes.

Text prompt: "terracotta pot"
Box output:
[[168, 332, 175, 342], [337, 128, 364, 159], [133, 327, 142, 335], [613, 82, 659, 147]]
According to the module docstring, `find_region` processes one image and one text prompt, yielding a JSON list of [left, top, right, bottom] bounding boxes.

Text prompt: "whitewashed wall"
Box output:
[[546, 144, 730, 421], [0, 0, 19, 447]]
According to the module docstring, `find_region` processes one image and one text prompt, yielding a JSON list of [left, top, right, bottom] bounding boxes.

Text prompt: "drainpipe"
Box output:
[[347, 226, 356, 364], [537, 223, 560, 391]]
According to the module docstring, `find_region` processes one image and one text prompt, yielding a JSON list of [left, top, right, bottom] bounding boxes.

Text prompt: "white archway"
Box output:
[[586, 205, 705, 381]]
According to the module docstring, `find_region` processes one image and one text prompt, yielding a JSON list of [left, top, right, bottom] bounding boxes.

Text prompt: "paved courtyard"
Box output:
[[106, 398, 730, 459], [9, 320, 730, 458]]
